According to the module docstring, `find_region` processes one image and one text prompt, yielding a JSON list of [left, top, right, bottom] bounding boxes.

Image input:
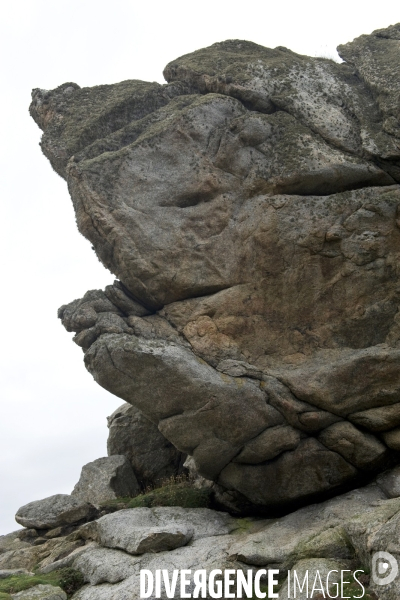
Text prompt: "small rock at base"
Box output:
[[376, 465, 400, 498], [11, 584, 67, 599]]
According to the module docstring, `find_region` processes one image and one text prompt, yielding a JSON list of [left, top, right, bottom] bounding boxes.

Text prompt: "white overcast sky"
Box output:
[[1, 0, 399, 535]]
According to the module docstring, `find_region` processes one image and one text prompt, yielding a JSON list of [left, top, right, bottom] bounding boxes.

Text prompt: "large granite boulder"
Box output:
[[15, 495, 94, 530], [107, 403, 185, 488], [31, 24, 400, 511], [91, 507, 235, 555], [71, 455, 140, 505]]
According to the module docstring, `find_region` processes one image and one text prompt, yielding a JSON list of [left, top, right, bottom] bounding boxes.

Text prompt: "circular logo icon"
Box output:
[[372, 551, 399, 586]]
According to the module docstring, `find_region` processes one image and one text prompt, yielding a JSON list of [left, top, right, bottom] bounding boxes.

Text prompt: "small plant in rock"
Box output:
[[101, 474, 212, 511], [126, 474, 212, 509], [0, 571, 61, 595], [58, 567, 85, 596], [0, 568, 85, 599]]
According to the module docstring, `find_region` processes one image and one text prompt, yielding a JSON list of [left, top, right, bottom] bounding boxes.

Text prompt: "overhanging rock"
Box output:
[[32, 23, 400, 511]]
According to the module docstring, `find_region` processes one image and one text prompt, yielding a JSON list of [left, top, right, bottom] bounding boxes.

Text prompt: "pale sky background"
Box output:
[[1, 0, 399, 535]]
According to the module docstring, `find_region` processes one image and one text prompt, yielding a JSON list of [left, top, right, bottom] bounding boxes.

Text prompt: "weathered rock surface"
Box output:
[[72, 536, 245, 600], [31, 24, 400, 510], [377, 465, 400, 498], [15, 495, 95, 530], [0, 568, 34, 578], [107, 403, 185, 488], [11, 585, 67, 600], [277, 558, 346, 600], [4, 470, 400, 598], [39, 542, 97, 575], [0, 531, 31, 555], [72, 546, 139, 585], [71, 455, 140, 505], [228, 483, 386, 569], [91, 507, 235, 555]]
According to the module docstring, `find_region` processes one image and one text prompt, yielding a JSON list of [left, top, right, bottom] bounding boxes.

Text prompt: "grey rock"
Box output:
[[338, 23, 400, 161], [234, 425, 302, 464], [43, 528, 67, 540], [71, 455, 140, 505], [229, 484, 386, 569], [376, 466, 400, 498], [343, 495, 400, 561], [15, 495, 94, 530], [72, 521, 98, 543], [107, 403, 185, 488], [383, 427, 400, 450], [4, 486, 400, 599], [165, 40, 400, 165], [0, 569, 34, 578], [350, 403, 400, 431], [39, 542, 97, 574], [0, 531, 30, 554], [71, 534, 241, 600], [342, 497, 400, 599], [29, 81, 189, 180], [261, 376, 341, 434], [11, 585, 67, 600], [85, 332, 274, 483], [0, 533, 90, 574], [31, 24, 400, 510], [17, 529, 38, 541], [0, 547, 43, 572], [368, 512, 400, 600], [218, 438, 358, 507], [183, 456, 213, 489], [33, 537, 86, 572], [318, 421, 387, 469], [72, 546, 140, 584], [94, 507, 235, 555], [102, 523, 193, 555]]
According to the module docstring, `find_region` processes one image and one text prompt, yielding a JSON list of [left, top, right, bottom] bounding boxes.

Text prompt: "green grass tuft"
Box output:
[[101, 475, 212, 511], [0, 568, 84, 598], [127, 481, 211, 509], [58, 568, 85, 596]]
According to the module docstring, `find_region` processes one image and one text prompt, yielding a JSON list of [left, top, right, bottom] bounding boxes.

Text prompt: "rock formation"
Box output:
[[30, 23, 400, 512], [15, 496, 95, 531], [3, 469, 400, 598], [107, 403, 186, 488]]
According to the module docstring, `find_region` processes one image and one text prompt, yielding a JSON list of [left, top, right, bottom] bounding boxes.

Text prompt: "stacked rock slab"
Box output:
[[32, 24, 400, 511]]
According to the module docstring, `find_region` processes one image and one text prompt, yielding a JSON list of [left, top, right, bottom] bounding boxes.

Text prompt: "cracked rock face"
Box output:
[[31, 24, 400, 511]]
